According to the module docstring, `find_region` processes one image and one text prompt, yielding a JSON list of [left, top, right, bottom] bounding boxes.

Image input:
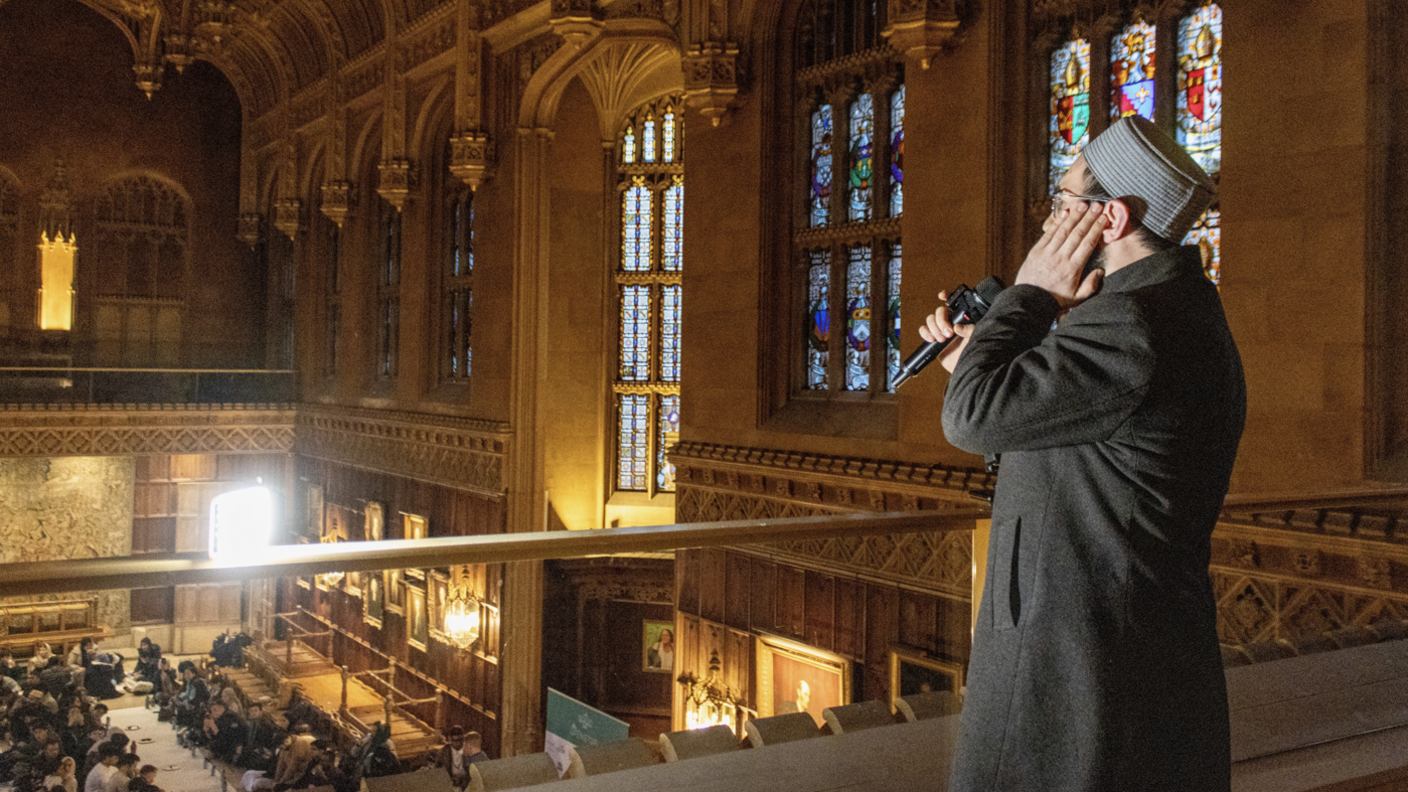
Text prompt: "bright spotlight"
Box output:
[[209, 486, 274, 560]]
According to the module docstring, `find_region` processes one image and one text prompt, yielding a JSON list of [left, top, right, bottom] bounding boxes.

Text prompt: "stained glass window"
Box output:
[[661, 284, 681, 383], [663, 113, 677, 163], [886, 243, 902, 392], [1111, 21, 1156, 121], [810, 105, 834, 227], [848, 94, 875, 222], [806, 249, 831, 390], [1182, 208, 1221, 284], [663, 176, 683, 272], [443, 177, 474, 382], [844, 246, 872, 391], [620, 285, 651, 381], [614, 96, 684, 494], [890, 86, 904, 218], [1050, 38, 1091, 190], [1177, 4, 1222, 175], [617, 394, 650, 490], [378, 204, 401, 379], [657, 394, 680, 490], [622, 177, 651, 272]]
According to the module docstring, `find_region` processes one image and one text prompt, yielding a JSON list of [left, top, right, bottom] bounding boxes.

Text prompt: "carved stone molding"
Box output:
[[376, 159, 417, 211], [294, 405, 511, 498], [273, 198, 304, 240], [237, 212, 262, 248], [549, 0, 603, 45], [0, 404, 294, 458], [883, 0, 965, 69], [320, 181, 355, 227], [449, 132, 495, 191], [553, 558, 675, 604], [683, 43, 740, 127]]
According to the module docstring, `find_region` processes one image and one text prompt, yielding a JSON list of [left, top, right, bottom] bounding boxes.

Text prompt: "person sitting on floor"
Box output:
[[202, 701, 245, 763], [106, 754, 139, 792], [42, 754, 77, 792], [131, 642, 160, 687], [82, 744, 121, 792], [233, 701, 282, 773], [173, 666, 209, 730]]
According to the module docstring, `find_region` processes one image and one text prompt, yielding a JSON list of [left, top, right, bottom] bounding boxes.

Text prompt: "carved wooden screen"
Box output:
[[613, 95, 684, 495], [0, 178, 17, 333], [794, 0, 905, 396], [90, 175, 190, 366]]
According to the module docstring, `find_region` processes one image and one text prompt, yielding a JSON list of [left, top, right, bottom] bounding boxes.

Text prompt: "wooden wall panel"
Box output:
[[834, 578, 860, 660], [804, 571, 834, 651], [899, 591, 938, 652], [724, 553, 751, 630], [776, 565, 805, 639], [863, 584, 898, 703], [699, 549, 726, 624], [677, 550, 700, 616], [749, 559, 775, 634]]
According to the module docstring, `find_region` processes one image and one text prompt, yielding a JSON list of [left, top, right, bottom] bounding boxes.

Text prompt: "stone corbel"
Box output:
[[320, 181, 355, 227], [882, 0, 966, 69], [377, 159, 417, 212], [549, 0, 603, 47], [449, 132, 495, 191], [164, 33, 197, 72], [683, 43, 740, 127], [237, 213, 263, 248], [273, 198, 304, 240], [133, 61, 163, 99]]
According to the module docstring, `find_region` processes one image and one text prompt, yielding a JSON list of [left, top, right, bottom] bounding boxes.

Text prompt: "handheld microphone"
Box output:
[[891, 276, 1006, 389]]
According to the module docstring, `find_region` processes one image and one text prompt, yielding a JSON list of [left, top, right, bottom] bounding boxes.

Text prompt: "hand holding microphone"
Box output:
[[892, 276, 1006, 388]]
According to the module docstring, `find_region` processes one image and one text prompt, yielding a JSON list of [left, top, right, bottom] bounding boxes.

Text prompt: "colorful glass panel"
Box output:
[[1049, 38, 1092, 189], [1182, 208, 1222, 285], [620, 285, 651, 380], [810, 105, 834, 227], [890, 85, 904, 218], [848, 93, 875, 222], [622, 177, 651, 272], [643, 116, 657, 163], [661, 284, 681, 383], [663, 112, 677, 163], [663, 176, 683, 272], [844, 245, 872, 392], [1177, 4, 1223, 174], [622, 126, 636, 164], [1111, 21, 1156, 121], [886, 243, 902, 392], [806, 249, 831, 390], [617, 394, 649, 491], [656, 394, 680, 491]]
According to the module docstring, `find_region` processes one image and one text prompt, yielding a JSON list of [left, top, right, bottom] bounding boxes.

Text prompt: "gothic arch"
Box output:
[[349, 111, 385, 185], [576, 41, 683, 143], [299, 138, 331, 202], [408, 73, 455, 164]]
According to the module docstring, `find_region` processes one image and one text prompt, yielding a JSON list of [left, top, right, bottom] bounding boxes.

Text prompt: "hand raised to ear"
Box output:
[[1016, 201, 1108, 308]]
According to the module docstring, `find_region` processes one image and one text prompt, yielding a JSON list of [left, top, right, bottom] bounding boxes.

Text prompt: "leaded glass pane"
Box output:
[[623, 126, 637, 164], [1111, 21, 1156, 121], [886, 243, 902, 392], [663, 112, 677, 163], [1177, 4, 1222, 175], [848, 93, 875, 222], [661, 284, 681, 383], [622, 178, 651, 272], [1050, 38, 1092, 190], [806, 249, 830, 390], [890, 85, 904, 218], [643, 117, 657, 163], [810, 105, 834, 227], [620, 285, 651, 380], [1183, 208, 1221, 285], [844, 245, 871, 392], [448, 294, 459, 377], [617, 394, 649, 491], [657, 394, 680, 491], [663, 176, 683, 272]]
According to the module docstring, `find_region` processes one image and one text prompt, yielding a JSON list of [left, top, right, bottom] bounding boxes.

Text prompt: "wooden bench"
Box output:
[[0, 597, 109, 657]]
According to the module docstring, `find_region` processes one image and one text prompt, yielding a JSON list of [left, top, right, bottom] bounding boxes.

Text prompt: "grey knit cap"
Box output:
[[1082, 116, 1216, 241]]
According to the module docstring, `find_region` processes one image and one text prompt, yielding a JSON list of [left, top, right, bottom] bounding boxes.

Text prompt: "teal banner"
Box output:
[[544, 687, 631, 777]]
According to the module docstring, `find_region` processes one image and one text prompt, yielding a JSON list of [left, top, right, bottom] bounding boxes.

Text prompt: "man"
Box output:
[[234, 701, 283, 772], [202, 701, 244, 763], [108, 754, 139, 792], [126, 764, 162, 792], [925, 115, 1245, 791], [173, 666, 208, 729], [82, 745, 121, 792]]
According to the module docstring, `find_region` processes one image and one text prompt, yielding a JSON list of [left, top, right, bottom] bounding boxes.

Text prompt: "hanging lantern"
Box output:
[[443, 566, 481, 649]]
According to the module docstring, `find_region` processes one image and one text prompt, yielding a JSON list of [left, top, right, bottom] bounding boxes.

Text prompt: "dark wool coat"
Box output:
[[943, 246, 1245, 792]]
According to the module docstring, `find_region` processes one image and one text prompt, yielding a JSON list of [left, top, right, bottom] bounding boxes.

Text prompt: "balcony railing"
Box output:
[[0, 367, 294, 405]]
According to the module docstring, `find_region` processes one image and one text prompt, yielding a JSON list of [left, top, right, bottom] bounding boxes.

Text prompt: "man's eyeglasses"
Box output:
[[1050, 190, 1110, 216]]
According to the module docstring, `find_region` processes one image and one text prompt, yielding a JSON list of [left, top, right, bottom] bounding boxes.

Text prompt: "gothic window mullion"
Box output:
[[1089, 24, 1113, 140], [1153, 8, 1178, 130], [828, 240, 846, 390], [870, 80, 895, 222], [828, 85, 855, 226]]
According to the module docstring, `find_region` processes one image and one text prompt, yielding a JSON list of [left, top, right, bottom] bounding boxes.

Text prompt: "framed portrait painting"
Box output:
[[887, 647, 963, 706], [364, 572, 384, 628], [428, 572, 450, 643], [385, 569, 406, 615], [756, 634, 850, 727], [407, 584, 429, 651], [343, 571, 362, 599], [402, 513, 428, 579], [642, 620, 675, 673]]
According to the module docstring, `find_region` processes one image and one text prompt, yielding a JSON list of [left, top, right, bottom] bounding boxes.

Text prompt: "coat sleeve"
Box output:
[[941, 284, 1155, 455]]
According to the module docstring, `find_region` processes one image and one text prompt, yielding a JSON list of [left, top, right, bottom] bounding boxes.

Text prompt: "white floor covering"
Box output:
[[105, 703, 225, 792]]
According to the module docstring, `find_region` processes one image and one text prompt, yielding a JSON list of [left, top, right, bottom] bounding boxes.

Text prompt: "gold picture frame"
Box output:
[[642, 620, 675, 673], [428, 572, 450, 643], [407, 583, 429, 651], [887, 646, 963, 706], [403, 513, 428, 579], [363, 571, 384, 628], [385, 569, 405, 615], [755, 634, 850, 727], [365, 502, 384, 541], [343, 570, 363, 599]]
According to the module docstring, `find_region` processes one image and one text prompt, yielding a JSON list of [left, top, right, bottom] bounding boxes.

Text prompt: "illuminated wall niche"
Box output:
[[37, 232, 76, 330]]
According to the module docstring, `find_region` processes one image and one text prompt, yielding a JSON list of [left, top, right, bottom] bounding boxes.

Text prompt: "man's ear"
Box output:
[[1103, 199, 1136, 243]]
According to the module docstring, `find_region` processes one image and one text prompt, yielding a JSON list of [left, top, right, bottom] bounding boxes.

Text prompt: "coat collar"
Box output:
[[1101, 244, 1204, 293]]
